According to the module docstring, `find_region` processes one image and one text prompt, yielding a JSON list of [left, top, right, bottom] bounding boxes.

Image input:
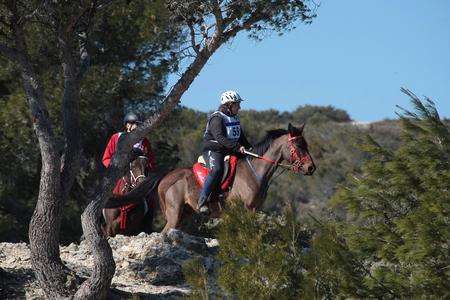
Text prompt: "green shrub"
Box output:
[[184, 200, 312, 299]]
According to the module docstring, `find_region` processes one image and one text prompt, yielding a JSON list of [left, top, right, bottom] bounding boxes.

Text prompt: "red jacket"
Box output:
[[102, 132, 156, 194]]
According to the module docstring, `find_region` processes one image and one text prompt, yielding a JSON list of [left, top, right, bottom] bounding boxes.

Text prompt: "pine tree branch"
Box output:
[[211, 0, 224, 34], [188, 22, 200, 55], [223, 12, 260, 41]]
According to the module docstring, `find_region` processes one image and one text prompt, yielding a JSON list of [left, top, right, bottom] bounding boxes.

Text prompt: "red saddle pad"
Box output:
[[193, 155, 238, 191]]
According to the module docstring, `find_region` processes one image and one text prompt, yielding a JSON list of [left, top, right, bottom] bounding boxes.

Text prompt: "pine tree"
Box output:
[[303, 89, 450, 299]]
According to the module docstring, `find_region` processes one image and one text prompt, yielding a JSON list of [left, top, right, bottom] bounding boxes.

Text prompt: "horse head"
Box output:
[[283, 123, 316, 176], [129, 149, 148, 187]]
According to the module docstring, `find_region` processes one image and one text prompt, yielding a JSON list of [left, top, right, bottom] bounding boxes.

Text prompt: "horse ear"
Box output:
[[288, 123, 293, 134], [288, 123, 304, 135], [298, 123, 305, 133]]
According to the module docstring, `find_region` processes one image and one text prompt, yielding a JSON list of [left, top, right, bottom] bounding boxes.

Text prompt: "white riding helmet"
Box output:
[[220, 90, 243, 105]]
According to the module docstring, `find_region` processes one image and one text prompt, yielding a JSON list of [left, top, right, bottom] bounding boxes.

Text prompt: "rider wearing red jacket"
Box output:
[[102, 112, 156, 195]]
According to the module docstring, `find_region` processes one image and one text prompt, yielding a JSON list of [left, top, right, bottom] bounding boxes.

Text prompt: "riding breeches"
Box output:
[[200, 150, 225, 199]]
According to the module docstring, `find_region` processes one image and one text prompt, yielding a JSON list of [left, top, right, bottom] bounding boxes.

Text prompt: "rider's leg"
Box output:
[[198, 150, 224, 212]]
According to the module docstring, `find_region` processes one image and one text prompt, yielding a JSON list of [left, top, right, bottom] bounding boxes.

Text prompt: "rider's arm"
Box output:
[[102, 133, 119, 168], [209, 116, 241, 151]]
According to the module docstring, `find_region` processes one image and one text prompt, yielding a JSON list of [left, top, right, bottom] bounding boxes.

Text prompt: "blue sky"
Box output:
[[169, 1, 450, 122]]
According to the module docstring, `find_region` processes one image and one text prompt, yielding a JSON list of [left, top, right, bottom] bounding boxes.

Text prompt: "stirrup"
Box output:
[[199, 205, 209, 214], [197, 196, 208, 210]]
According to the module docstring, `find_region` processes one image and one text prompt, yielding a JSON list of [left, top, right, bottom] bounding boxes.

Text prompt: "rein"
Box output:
[[244, 150, 290, 169]]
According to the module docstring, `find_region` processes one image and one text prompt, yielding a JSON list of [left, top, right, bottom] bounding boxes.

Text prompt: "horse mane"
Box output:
[[251, 129, 288, 156]]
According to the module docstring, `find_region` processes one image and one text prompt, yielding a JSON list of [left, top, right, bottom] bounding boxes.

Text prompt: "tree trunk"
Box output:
[[10, 1, 90, 297], [74, 201, 115, 300], [9, 11, 73, 297]]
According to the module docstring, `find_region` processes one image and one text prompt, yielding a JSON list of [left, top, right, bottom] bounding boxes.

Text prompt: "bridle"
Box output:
[[244, 133, 312, 197], [287, 134, 310, 173], [120, 156, 148, 193], [247, 134, 310, 173], [130, 155, 148, 185]]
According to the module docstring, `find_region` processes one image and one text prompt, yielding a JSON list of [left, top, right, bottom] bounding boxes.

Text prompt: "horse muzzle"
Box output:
[[301, 162, 316, 176]]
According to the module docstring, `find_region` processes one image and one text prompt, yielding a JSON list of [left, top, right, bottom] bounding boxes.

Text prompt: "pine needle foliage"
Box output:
[[303, 90, 450, 299], [218, 201, 313, 299], [183, 200, 312, 299], [183, 258, 211, 300]]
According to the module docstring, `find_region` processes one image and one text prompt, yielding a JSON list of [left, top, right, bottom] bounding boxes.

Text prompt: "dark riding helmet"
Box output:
[[123, 112, 142, 125]]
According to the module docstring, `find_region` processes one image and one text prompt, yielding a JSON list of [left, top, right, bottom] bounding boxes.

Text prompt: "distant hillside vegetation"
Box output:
[[0, 105, 406, 242]]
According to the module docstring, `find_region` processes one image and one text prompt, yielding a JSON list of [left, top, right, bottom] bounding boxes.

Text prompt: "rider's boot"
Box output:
[[198, 173, 217, 214], [198, 194, 209, 214]]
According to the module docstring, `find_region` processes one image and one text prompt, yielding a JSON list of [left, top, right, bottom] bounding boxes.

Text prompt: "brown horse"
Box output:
[[101, 154, 157, 237], [157, 123, 316, 233]]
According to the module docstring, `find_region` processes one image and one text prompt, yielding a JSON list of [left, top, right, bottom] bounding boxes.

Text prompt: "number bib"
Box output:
[[225, 120, 241, 142], [204, 111, 241, 143]]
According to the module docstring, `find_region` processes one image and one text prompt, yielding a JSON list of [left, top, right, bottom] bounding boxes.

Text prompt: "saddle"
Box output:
[[193, 155, 238, 191]]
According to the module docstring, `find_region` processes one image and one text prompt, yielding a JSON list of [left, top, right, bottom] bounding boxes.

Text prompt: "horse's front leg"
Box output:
[[102, 208, 121, 237], [143, 197, 156, 234]]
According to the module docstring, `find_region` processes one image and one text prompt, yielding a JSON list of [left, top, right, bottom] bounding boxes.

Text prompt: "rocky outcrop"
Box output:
[[0, 230, 219, 299]]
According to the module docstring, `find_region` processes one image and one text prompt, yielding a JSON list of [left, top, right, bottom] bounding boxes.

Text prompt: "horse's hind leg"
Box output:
[[161, 184, 185, 234], [161, 204, 183, 234]]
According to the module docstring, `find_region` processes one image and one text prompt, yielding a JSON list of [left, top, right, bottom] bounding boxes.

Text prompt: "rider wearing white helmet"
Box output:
[[220, 90, 243, 105], [198, 90, 252, 213]]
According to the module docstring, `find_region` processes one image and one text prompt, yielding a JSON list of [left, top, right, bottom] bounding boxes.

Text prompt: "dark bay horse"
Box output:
[[101, 154, 157, 237], [157, 123, 316, 233]]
